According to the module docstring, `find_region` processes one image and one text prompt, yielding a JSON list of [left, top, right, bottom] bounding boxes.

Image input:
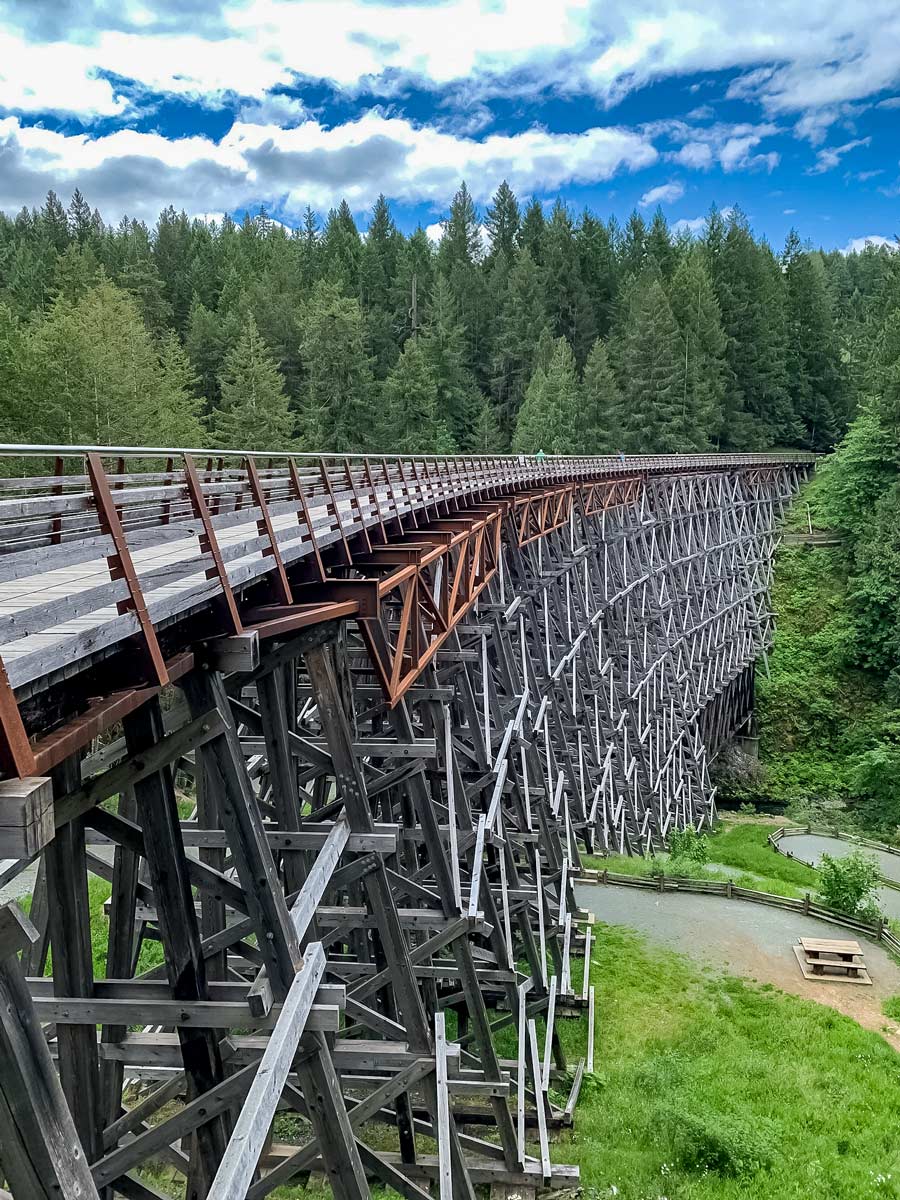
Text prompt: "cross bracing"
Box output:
[[0, 447, 809, 1199]]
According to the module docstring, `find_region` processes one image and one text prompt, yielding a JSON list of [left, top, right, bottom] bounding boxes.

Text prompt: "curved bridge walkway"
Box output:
[[0, 446, 810, 1200]]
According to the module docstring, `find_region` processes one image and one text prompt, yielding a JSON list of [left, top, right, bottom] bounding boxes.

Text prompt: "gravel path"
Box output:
[[575, 881, 900, 1048], [777, 833, 900, 919]]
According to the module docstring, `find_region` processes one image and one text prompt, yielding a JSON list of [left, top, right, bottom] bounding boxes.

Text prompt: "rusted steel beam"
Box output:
[[87, 452, 169, 688]]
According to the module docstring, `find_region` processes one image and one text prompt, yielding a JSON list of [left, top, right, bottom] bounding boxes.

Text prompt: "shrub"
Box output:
[[668, 825, 710, 865], [818, 850, 882, 918], [665, 1106, 776, 1177]]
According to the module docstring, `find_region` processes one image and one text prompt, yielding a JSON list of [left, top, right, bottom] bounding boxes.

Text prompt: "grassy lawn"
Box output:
[[526, 924, 900, 1200], [708, 821, 820, 889], [139, 920, 900, 1199], [583, 820, 819, 901]]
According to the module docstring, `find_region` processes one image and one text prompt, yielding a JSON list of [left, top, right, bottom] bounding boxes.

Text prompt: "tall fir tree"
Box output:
[[581, 338, 625, 452], [518, 198, 546, 264], [212, 314, 293, 450], [512, 336, 580, 454], [421, 273, 482, 449], [484, 181, 520, 264], [359, 195, 402, 377], [576, 212, 618, 338], [783, 230, 846, 449], [382, 336, 455, 453], [542, 200, 597, 367], [26, 280, 203, 446], [490, 249, 547, 442], [646, 208, 676, 279], [616, 277, 685, 452], [299, 280, 377, 451], [321, 200, 362, 294], [668, 249, 728, 448], [437, 182, 488, 381]]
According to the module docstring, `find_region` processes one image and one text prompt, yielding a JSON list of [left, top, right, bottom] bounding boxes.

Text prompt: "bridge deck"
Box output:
[[0, 447, 812, 703]]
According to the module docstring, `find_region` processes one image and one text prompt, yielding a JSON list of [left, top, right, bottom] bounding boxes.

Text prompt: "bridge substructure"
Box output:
[[0, 447, 810, 1199]]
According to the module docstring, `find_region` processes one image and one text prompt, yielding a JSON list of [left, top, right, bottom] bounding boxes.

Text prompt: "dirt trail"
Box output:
[[574, 881, 900, 1050]]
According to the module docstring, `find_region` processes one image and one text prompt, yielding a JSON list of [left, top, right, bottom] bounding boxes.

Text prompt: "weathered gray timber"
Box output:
[[0, 448, 808, 1199]]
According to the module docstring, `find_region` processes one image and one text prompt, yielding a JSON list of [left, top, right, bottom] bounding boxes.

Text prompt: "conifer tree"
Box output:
[[40, 191, 70, 253], [518, 198, 546, 264], [512, 336, 580, 454], [490, 249, 547, 441], [668, 249, 728, 448], [300, 280, 377, 451], [392, 227, 435, 344], [27, 280, 203, 446], [382, 336, 455, 453], [0, 303, 29, 442], [646, 208, 676, 278], [704, 209, 794, 447], [616, 277, 684, 452], [360, 195, 401, 376], [321, 200, 362, 293], [470, 394, 502, 452], [783, 230, 846, 448], [576, 213, 618, 338], [620, 211, 649, 279], [421, 273, 481, 449], [213, 314, 293, 450], [582, 338, 625, 452], [543, 200, 597, 366], [298, 206, 321, 289], [437, 182, 488, 380], [484, 181, 520, 264]]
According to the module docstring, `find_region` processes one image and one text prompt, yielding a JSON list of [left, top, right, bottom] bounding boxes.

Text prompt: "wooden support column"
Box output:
[[45, 755, 103, 1166], [123, 699, 229, 1200], [303, 633, 477, 1200], [180, 666, 302, 995], [0, 902, 101, 1200]]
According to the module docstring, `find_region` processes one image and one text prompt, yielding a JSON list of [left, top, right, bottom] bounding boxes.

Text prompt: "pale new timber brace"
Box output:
[[0, 447, 809, 1198]]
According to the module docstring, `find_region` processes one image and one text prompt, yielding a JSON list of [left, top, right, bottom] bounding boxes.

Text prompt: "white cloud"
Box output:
[[0, 111, 657, 223], [674, 141, 714, 168], [0, 0, 897, 141], [783, 207, 796, 214], [639, 180, 684, 206], [673, 204, 732, 236], [842, 235, 897, 255], [655, 119, 781, 173], [807, 136, 870, 175], [673, 215, 705, 234]]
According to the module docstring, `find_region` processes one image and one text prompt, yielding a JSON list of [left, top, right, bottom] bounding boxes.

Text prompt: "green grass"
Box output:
[[133, 917, 900, 1200], [583, 820, 820, 900], [708, 821, 820, 889], [20, 875, 165, 979], [524, 925, 900, 1199]]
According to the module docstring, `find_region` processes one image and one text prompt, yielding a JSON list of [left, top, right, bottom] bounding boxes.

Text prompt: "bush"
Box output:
[[665, 1106, 776, 1177], [668, 825, 710, 865], [818, 850, 882, 918]]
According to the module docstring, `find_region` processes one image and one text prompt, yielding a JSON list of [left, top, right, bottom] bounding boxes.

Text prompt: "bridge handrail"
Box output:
[[0, 444, 818, 463]]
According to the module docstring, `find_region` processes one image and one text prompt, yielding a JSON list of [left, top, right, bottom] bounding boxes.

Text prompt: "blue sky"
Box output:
[[0, 0, 898, 252]]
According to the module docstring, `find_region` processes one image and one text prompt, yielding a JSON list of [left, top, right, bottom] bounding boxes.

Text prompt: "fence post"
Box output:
[[657, 874, 664, 893], [726, 880, 733, 898], [878, 917, 885, 942], [602, 869, 608, 885], [803, 893, 810, 915]]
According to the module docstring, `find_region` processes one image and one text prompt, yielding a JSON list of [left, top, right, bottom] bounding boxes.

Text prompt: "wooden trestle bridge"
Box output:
[[0, 446, 812, 1200]]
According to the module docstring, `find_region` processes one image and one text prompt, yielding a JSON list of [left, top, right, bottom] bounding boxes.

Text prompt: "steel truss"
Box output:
[[0, 457, 806, 1200]]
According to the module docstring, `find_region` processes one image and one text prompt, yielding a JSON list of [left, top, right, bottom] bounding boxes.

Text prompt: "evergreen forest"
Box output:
[[0, 182, 889, 457]]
